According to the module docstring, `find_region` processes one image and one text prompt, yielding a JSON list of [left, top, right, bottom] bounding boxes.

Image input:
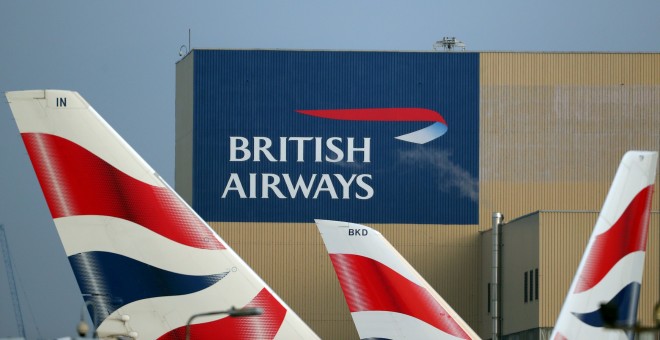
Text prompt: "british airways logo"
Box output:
[[221, 107, 459, 201], [194, 50, 480, 223], [296, 108, 448, 144]]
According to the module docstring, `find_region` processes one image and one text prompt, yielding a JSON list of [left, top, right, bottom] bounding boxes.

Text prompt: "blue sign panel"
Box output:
[[192, 50, 479, 224]]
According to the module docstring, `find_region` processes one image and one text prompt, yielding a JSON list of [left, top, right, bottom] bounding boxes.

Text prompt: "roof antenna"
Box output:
[[179, 29, 191, 57], [433, 37, 466, 51]]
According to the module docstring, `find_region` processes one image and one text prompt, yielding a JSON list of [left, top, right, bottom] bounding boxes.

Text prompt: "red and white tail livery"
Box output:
[[315, 219, 480, 340], [551, 151, 657, 340], [6, 90, 319, 339]]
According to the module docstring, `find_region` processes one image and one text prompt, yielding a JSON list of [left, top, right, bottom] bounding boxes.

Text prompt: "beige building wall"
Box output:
[[538, 211, 600, 328], [479, 53, 660, 229]]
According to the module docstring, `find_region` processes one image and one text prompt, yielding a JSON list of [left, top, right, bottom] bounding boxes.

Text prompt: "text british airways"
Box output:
[[222, 136, 374, 200]]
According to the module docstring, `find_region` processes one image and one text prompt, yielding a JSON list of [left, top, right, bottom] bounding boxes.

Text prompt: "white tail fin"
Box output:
[[6, 90, 319, 339], [551, 151, 657, 340], [315, 219, 480, 339]]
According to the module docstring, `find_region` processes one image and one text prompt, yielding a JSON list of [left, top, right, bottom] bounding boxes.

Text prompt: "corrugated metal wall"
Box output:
[[538, 212, 598, 327], [178, 49, 485, 339], [480, 53, 660, 228], [175, 51, 660, 339]]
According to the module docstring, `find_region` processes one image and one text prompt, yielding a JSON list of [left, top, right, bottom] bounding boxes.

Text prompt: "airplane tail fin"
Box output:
[[6, 90, 319, 339], [551, 151, 657, 340], [315, 219, 480, 339]]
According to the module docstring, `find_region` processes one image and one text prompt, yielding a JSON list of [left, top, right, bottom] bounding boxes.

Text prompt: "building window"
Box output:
[[524, 268, 540, 303], [524, 271, 528, 303], [529, 269, 534, 302], [487, 283, 491, 313], [535, 268, 539, 301]]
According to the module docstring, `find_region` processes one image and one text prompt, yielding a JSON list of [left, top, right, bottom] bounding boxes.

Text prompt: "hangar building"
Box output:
[[175, 50, 660, 339]]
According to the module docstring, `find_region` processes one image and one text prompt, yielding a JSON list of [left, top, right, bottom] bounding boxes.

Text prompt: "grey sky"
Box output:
[[1, 1, 659, 338]]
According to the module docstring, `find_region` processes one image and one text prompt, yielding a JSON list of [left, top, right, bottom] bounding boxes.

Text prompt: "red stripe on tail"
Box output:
[[22, 133, 224, 250], [160, 288, 287, 340], [330, 253, 470, 339], [574, 185, 654, 293]]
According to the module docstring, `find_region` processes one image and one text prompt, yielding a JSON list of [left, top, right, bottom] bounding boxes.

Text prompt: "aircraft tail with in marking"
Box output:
[[6, 90, 320, 340]]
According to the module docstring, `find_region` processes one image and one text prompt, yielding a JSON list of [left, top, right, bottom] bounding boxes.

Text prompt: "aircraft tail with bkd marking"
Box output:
[[315, 219, 480, 339]]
